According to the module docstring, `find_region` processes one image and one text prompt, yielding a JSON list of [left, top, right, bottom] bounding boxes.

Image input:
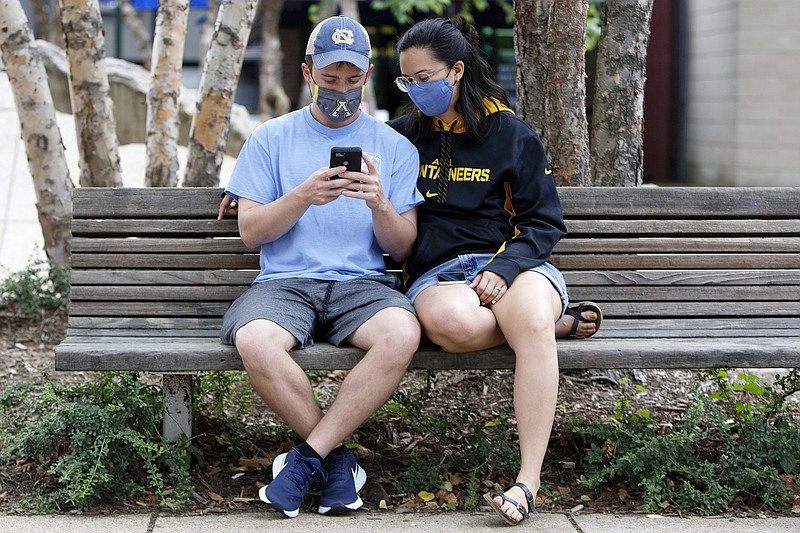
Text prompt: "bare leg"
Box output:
[[489, 272, 561, 523], [414, 284, 506, 351], [237, 310, 419, 458], [416, 284, 597, 343], [235, 319, 323, 439], [413, 273, 560, 523], [305, 307, 420, 457]]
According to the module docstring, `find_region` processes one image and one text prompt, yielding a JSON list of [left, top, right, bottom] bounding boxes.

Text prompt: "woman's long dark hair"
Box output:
[[396, 16, 510, 143]]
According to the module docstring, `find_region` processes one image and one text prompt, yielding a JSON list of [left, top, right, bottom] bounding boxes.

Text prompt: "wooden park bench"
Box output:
[[55, 186, 800, 442]]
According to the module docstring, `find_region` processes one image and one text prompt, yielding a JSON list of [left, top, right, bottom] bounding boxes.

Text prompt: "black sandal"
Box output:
[[483, 482, 536, 525], [564, 301, 603, 338]]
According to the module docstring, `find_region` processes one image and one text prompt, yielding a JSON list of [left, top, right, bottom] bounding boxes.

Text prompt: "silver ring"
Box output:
[[493, 287, 500, 292]]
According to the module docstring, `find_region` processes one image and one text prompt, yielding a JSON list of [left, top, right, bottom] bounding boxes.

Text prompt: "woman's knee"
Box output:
[[420, 305, 487, 349]]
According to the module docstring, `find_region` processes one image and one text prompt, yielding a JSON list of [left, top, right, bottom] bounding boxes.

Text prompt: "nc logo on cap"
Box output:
[[331, 29, 355, 46]]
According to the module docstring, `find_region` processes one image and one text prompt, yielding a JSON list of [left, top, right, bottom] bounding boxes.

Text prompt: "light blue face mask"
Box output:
[[407, 77, 454, 117], [312, 84, 365, 123]]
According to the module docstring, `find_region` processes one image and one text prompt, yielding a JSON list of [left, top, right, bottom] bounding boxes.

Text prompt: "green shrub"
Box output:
[[0, 373, 191, 512], [572, 371, 800, 514], [380, 371, 520, 505], [0, 258, 69, 319]]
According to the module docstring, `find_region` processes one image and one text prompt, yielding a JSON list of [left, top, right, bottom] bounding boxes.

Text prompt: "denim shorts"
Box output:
[[220, 274, 415, 348], [405, 253, 569, 320]]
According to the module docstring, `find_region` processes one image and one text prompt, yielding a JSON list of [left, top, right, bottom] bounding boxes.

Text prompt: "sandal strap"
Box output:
[[565, 303, 585, 336], [509, 482, 534, 508]]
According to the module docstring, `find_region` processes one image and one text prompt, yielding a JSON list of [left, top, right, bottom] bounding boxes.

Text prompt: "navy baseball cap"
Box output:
[[306, 16, 372, 72]]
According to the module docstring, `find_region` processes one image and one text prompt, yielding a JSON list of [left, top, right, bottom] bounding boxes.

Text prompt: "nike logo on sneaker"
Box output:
[[352, 467, 361, 487]]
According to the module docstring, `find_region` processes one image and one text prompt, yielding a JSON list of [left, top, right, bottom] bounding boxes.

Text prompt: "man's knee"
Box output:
[[234, 320, 294, 368], [365, 309, 421, 366]]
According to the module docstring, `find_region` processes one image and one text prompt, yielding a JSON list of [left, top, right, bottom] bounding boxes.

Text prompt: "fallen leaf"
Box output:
[[379, 499, 388, 509], [207, 491, 225, 503], [418, 490, 435, 502], [239, 457, 272, 469]]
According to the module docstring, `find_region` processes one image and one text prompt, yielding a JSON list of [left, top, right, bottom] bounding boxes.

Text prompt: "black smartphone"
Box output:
[[330, 146, 362, 172]]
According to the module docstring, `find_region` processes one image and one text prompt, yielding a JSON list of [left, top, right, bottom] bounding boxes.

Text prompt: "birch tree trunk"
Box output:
[[58, 0, 123, 187], [590, 0, 654, 187], [145, 0, 189, 187], [258, 0, 290, 119], [515, 0, 590, 186], [198, 0, 219, 72], [0, 0, 72, 265], [183, 0, 256, 187], [121, 0, 152, 71]]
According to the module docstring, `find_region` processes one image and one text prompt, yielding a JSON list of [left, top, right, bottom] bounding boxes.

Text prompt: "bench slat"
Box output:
[[54, 336, 800, 372], [71, 219, 240, 236], [70, 270, 258, 285], [62, 317, 795, 335], [71, 218, 800, 237], [67, 284, 799, 302], [67, 269, 800, 287], [71, 238, 252, 253], [554, 254, 800, 270], [564, 270, 800, 286], [565, 219, 800, 236], [70, 254, 259, 269], [72, 187, 800, 218], [68, 317, 223, 329], [64, 300, 800, 319], [70, 236, 800, 254], [69, 252, 800, 270]]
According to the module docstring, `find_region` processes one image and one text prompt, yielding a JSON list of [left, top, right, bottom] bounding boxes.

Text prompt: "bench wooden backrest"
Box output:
[[62, 186, 800, 371]]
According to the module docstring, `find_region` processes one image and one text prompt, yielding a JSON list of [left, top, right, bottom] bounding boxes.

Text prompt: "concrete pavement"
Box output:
[[0, 509, 797, 533]]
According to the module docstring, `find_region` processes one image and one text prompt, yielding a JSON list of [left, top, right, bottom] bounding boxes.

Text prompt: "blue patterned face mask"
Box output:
[[312, 84, 365, 122], [407, 78, 454, 117]]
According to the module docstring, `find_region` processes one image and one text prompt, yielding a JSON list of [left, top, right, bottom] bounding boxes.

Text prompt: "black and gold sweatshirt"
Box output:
[[388, 100, 567, 289]]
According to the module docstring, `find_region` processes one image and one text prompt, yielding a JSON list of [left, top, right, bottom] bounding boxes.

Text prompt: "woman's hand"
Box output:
[[470, 271, 508, 306]]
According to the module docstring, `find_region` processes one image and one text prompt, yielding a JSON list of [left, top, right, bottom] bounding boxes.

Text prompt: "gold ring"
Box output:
[[359, 182, 364, 192]]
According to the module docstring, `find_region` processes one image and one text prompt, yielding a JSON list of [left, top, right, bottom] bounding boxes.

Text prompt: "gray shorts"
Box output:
[[405, 253, 569, 320], [220, 274, 415, 348]]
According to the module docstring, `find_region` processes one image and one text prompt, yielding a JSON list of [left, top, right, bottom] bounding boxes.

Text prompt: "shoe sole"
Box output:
[[317, 463, 367, 515]]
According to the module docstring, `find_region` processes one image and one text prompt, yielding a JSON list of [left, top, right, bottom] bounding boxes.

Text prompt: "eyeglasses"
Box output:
[[394, 65, 452, 93]]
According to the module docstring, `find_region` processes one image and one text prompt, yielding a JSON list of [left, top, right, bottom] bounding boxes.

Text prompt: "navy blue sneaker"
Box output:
[[259, 447, 325, 518], [317, 446, 367, 514]]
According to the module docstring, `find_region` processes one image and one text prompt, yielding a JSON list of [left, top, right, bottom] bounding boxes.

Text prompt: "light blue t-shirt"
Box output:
[[226, 106, 423, 283]]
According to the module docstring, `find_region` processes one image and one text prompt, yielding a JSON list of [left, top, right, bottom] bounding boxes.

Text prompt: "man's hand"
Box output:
[[339, 153, 389, 211], [218, 194, 239, 220], [298, 166, 360, 206]]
